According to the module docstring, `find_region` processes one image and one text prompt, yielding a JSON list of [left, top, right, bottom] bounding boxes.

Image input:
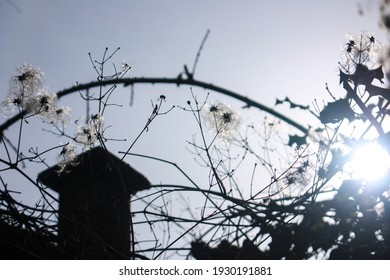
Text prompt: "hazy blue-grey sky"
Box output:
[[0, 0, 386, 258], [0, 0, 384, 175], [0, 1, 383, 101]]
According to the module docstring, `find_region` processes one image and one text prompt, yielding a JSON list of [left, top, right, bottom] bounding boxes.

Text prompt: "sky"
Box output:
[[0, 0, 387, 259], [0, 0, 385, 180]]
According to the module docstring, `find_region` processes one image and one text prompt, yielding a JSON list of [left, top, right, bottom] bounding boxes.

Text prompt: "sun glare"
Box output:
[[348, 142, 390, 182]]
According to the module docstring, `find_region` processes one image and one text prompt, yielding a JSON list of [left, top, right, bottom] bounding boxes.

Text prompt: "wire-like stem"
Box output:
[[192, 29, 210, 76]]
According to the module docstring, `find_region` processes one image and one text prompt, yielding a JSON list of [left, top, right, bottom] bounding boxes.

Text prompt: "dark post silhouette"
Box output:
[[38, 147, 150, 259]]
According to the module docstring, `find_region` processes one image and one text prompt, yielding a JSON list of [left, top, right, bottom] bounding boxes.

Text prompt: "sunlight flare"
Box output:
[[349, 142, 390, 182]]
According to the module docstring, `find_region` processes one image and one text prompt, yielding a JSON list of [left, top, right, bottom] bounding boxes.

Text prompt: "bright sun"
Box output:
[[348, 142, 390, 182]]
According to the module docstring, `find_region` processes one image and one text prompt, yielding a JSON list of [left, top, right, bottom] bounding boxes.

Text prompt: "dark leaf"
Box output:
[[339, 69, 351, 85], [365, 84, 390, 102], [324, 148, 350, 178], [288, 134, 307, 147], [339, 65, 384, 86], [275, 98, 284, 106], [379, 132, 390, 154], [319, 98, 356, 124], [358, 64, 383, 85], [353, 64, 383, 85], [335, 180, 361, 200]]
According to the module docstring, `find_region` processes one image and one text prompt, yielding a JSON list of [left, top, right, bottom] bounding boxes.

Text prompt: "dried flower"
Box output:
[[282, 167, 311, 194], [10, 64, 45, 96], [201, 101, 240, 140], [272, 153, 313, 196], [1, 90, 30, 115], [30, 89, 57, 119], [75, 113, 104, 148], [51, 106, 72, 126], [57, 143, 78, 173], [341, 33, 380, 73], [1, 64, 45, 115], [121, 61, 131, 72]]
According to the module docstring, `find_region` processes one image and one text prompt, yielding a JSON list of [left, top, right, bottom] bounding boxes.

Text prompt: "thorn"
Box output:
[[184, 65, 193, 80]]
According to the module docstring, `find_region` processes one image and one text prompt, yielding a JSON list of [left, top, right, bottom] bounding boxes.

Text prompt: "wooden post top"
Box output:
[[38, 147, 150, 194]]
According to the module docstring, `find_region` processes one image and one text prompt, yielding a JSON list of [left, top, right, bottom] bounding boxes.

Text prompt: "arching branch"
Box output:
[[0, 77, 308, 135]]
